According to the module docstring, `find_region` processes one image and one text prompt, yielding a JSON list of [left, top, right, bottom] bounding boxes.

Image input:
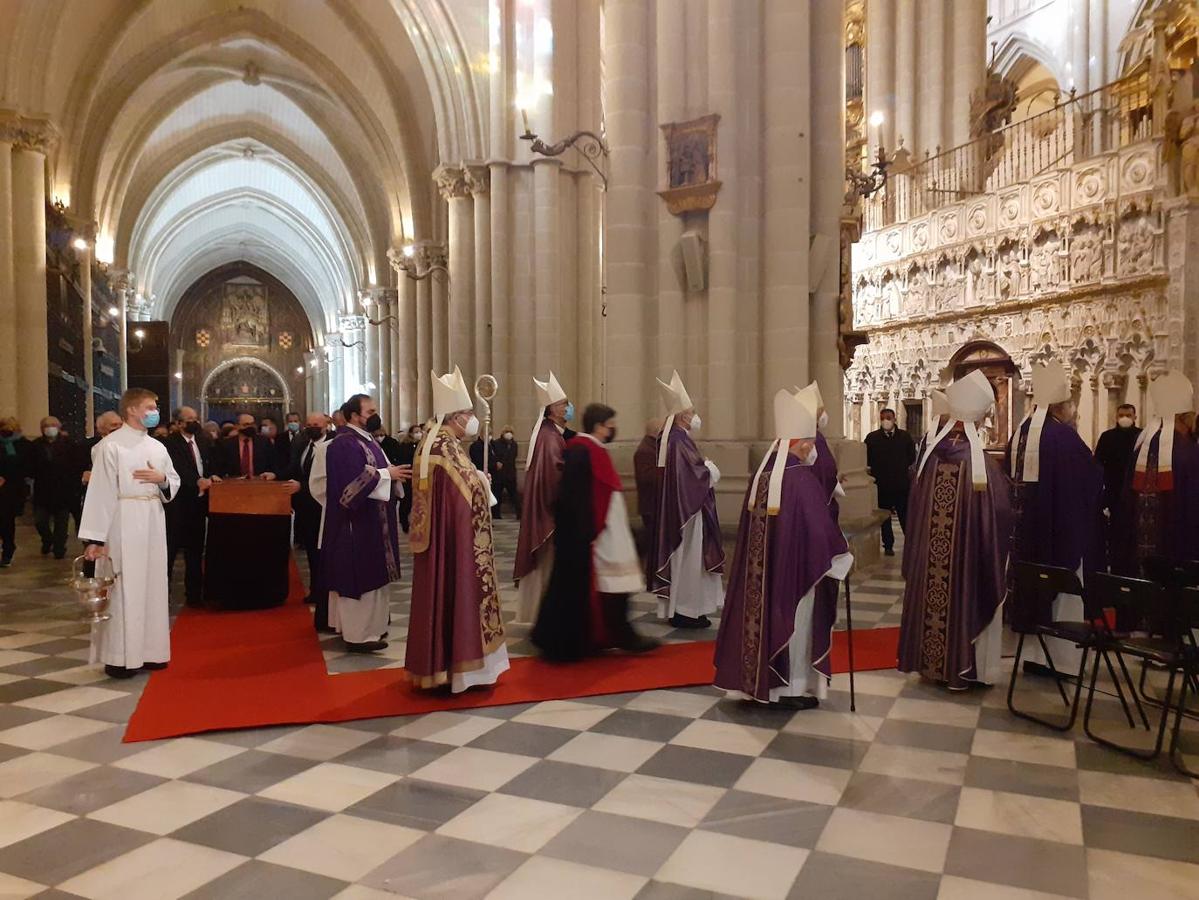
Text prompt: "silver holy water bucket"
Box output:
[[70, 555, 116, 623]]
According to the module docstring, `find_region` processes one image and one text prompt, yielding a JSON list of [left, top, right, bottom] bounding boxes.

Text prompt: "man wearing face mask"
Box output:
[[80, 388, 181, 678], [393, 424, 422, 533], [864, 408, 916, 557], [533, 403, 659, 660], [163, 407, 218, 606], [278, 411, 302, 467], [648, 369, 724, 628], [213, 412, 280, 480], [0, 417, 32, 568], [491, 425, 519, 520], [321, 394, 411, 652], [515, 373, 573, 623], [1094, 404, 1141, 519], [407, 367, 508, 691], [716, 390, 853, 709], [1005, 361, 1104, 677], [31, 415, 79, 559], [290, 412, 335, 628]]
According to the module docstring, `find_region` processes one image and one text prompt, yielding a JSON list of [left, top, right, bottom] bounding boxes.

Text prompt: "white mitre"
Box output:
[[1135, 370, 1196, 478], [422, 365, 473, 481], [1032, 359, 1071, 405], [793, 381, 824, 418], [917, 370, 994, 490], [929, 389, 949, 417], [1016, 360, 1072, 484], [533, 372, 567, 408], [750, 389, 819, 514]]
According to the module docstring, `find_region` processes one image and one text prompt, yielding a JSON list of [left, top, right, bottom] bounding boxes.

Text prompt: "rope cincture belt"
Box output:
[[117, 494, 159, 501]]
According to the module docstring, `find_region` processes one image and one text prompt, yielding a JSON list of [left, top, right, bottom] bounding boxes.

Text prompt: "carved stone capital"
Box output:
[[386, 246, 411, 274], [0, 110, 59, 154], [364, 287, 398, 308], [463, 163, 490, 197], [418, 242, 448, 269], [433, 164, 469, 200]]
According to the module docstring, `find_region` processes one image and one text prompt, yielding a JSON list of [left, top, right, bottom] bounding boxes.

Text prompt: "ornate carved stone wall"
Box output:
[[846, 136, 1197, 447]]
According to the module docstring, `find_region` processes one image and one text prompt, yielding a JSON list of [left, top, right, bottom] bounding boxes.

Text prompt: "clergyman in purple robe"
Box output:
[[898, 370, 1012, 690], [715, 390, 852, 709], [648, 370, 724, 629], [1004, 361, 1104, 673], [321, 394, 410, 654], [406, 367, 508, 692]]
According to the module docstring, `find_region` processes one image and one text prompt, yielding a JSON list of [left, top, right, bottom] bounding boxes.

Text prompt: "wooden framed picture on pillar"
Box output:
[[657, 114, 722, 216]]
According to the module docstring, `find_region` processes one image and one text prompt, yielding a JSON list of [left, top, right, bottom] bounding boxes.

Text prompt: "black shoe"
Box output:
[[40, 544, 51, 556], [105, 664, 137, 679], [617, 633, 661, 654], [0, 556, 12, 569], [53, 552, 66, 560], [142, 662, 168, 671], [344, 640, 388, 654], [774, 695, 820, 710], [669, 614, 711, 630], [316, 624, 336, 634], [884, 548, 895, 557]]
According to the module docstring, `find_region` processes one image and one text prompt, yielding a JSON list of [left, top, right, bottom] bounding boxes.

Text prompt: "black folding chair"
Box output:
[[1138, 557, 1199, 711], [1006, 562, 1139, 731], [1083, 572, 1182, 761], [1168, 585, 1199, 777]]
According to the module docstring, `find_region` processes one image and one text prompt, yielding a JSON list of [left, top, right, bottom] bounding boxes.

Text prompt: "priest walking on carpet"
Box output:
[[1005, 360, 1104, 675], [514, 372, 572, 623], [715, 389, 852, 709], [898, 370, 1012, 690], [80, 388, 181, 679], [648, 370, 724, 629], [406, 367, 508, 692], [532, 403, 660, 661], [321, 394, 411, 654]]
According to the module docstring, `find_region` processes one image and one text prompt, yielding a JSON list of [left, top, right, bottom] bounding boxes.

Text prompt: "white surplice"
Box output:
[[657, 460, 723, 621], [515, 549, 553, 624], [78, 424, 180, 669]]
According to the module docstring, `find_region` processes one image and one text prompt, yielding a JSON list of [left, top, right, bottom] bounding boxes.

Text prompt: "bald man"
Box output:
[[164, 406, 218, 605]]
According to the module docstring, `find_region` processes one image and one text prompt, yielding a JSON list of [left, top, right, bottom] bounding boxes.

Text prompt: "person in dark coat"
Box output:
[[213, 413, 280, 479], [394, 425, 421, 531], [490, 426, 519, 520], [31, 416, 80, 559], [78, 411, 125, 537], [469, 435, 500, 517], [163, 407, 217, 605], [0, 417, 32, 567], [291, 412, 332, 626], [864, 408, 917, 556], [1094, 404, 1141, 516], [375, 426, 404, 464]]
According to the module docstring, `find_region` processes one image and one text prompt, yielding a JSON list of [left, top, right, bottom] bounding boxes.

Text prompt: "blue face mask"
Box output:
[[287, 422, 300, 433], [141, 410, 161, 430], [564, 402, 575, 422]]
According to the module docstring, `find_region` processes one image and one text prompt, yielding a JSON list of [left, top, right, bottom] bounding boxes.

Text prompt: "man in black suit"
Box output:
[[31, 416, 80, 559], [290, 412, 332, 631], [213, 412, 280, 480], [164, 406, 217, 605], [277, 411, 302, 469]]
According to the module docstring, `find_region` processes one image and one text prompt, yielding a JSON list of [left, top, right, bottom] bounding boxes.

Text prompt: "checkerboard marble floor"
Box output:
[[1, 514, 1197, 899]]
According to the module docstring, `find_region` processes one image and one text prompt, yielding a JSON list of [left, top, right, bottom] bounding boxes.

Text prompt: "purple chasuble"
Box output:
[[320, 428, 401, 600], [648, 422, 724, 601], [1004, 415, 1104, 629], [714, 450, 849, 701], [1111, 425, 1199, 574], [515, 419, 565, 581], [406, 427, 506, 689], [898, 432, 1012, 689], [812, 432, 841, 526]]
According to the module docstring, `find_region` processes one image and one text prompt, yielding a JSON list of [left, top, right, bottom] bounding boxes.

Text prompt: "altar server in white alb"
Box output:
[[81, 388, 181, 679], [648, 370, 725, 628]]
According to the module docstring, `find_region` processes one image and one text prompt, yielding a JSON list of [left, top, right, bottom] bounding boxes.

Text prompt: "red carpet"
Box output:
[[125, 580, 900, 742]]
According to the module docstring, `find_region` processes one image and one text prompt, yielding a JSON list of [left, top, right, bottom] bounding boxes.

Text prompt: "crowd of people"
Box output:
[[9, 361, 1196, 709]]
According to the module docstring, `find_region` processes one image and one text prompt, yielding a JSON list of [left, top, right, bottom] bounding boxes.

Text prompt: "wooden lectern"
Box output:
[[203, 480, 294, 611]]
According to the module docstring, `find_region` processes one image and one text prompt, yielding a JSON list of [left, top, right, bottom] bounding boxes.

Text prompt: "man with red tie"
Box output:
[[214, 412, 279, 481]]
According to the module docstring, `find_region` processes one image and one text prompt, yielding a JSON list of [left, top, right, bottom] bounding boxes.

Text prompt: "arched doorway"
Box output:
[[949, 341, 1019, 450], [201, 357, 291, 424]]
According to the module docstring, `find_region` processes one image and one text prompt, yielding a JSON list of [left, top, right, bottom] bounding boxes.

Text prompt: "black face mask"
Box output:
[[603, 427, 616, 444], [304, 426, 324, 440], [184, 421, 202, 436], [0, 431, 12, 439], [240, 426, 257, 438], [363, 413, 382, 434]]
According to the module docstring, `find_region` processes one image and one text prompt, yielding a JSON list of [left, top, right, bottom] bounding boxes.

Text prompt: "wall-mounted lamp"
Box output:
[[518, 104, 609, 188]]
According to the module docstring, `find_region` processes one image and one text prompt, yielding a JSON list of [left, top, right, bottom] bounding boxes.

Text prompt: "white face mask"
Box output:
[[804, 446, 819, 466], [688, 414, 702, 434], [43, 427, 58, 439], [464, 415, 480, 438], [881, 419, 895, 432], [1117, 416, 1134, 429], [502, 432, 513, 440], [818, 411, 829, 430]]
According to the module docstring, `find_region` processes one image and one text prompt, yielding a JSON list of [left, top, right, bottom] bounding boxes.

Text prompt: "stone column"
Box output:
[[466, 164, 492, 380], [916, 0, 946, 156], [0, 127, 14, 414], [362, 294, 380, 396], [79, 242, 94, 433], [865, 0, 896, 153], [436, 165, 475, 376], [655, 0, 686, 385], [12, 119, 56, 429], [895, 0, 915, 149], [532, 157, 561, 377], [949, 0, 987, 147], [603, 0, 652, 427], [1070, 0, 1091, 93], [489, 163, 511, 429], [706, 0, 740, 438], [428, 243, 449, 382]]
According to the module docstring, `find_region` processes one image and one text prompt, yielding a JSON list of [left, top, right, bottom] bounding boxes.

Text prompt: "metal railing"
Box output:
[[864, 75, 1155, 231]]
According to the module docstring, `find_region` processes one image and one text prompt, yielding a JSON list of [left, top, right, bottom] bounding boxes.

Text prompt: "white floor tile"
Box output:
[[0, 800, 74, 848], [1077, 770, 1199, 821], [260, 814, 423, 881], [258, 763, 400, 813], [0, 752, 96, 798], [389, 712, 504, 746], [888, 697, 982, 729], [113, 737, 246, 778], [410, 747, 538, 792], [548, 731, 661, 773], [57, 837, 245, 900], [656, 830, 808, 900], [437, 792, 582, 853], [734, 757, 852, 806], [593, 774, 725, 828], [0, 872, 45, 900], [970, 729, 1077, 769], [937, 875, 1077, 900], [623, 690, 721, 719], [858, 742, 970, 786], [256, 724, 377, 761], [670, 720, 776, 757], [512, 700, 615, 731], [489, 856, 646, 900], [816, 807, 953, 874], [1087, 848, 1199, 900], [0, 714, 114, 750], [13, 686, 128, 714], [782, 709, 884, 742], [954, 787, 1084, 845], [89, 780, 245, 835]]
